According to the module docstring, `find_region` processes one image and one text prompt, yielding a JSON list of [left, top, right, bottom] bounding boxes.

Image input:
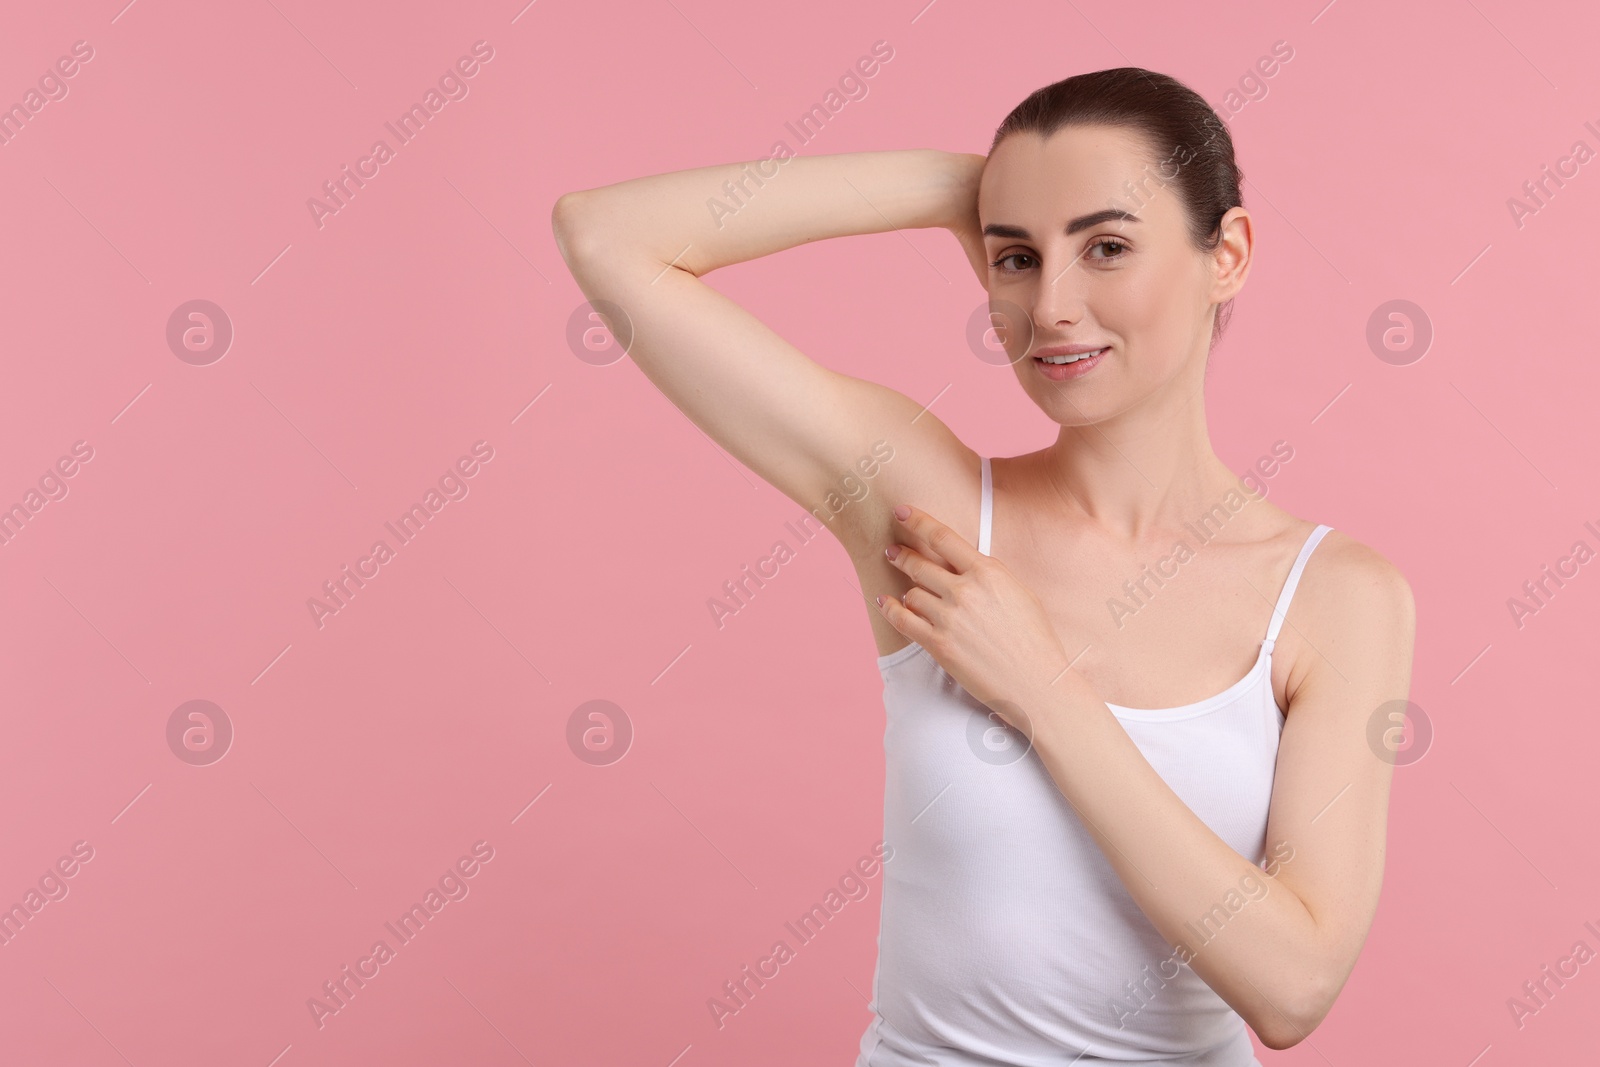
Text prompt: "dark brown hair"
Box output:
[[990, 67, 1245, 347]]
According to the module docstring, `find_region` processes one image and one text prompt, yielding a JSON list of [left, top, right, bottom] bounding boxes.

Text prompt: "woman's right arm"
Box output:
[[550, 149, 987, 545]]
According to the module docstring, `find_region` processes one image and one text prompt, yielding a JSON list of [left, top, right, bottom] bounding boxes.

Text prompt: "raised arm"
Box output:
[[549, 149, 988, 545]]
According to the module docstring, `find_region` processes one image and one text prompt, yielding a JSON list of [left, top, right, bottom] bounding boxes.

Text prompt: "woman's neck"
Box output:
[[1029, 416, 1243, 545]]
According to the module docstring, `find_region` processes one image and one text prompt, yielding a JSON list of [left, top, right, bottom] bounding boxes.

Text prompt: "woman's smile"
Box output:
[[1033, 345, 1108, 379]]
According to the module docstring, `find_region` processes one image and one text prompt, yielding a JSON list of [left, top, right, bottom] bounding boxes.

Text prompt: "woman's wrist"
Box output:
[[932, 151, 988, 286], [931, 151, 986, 231]]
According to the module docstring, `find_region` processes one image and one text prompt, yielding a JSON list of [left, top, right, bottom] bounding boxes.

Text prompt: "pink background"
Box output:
[[2, 0, 1597, 1063]]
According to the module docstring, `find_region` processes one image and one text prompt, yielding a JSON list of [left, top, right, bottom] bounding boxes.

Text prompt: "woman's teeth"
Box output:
[[1038, 348, 1106, 364]]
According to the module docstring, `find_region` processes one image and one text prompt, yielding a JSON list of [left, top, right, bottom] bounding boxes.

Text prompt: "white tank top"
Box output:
[[857, 455, 1333, 1067]]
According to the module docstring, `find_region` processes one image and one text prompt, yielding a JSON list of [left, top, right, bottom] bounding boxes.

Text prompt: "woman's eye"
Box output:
[[990, 240, 1126, 273], [990, 252, 1036, 272]]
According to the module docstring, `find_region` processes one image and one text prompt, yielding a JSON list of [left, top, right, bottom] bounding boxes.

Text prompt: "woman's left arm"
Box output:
[[879, 509, 1416, 1051]]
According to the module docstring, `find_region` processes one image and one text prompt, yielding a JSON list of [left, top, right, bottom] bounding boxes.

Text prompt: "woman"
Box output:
[[553, 67, 1414, 1066]]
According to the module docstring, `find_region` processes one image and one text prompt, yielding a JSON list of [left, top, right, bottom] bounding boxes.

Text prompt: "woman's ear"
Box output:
[[1209, 207, 1253, 302]]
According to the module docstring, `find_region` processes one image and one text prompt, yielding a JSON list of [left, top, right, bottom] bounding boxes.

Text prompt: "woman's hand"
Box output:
[[875, 502, 1076, 731], [940, 152, 989, 289]]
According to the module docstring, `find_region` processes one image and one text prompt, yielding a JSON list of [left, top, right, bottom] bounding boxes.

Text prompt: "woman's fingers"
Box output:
[[893, 503, 983, 575], [876, 588, 936, 646], [885, 543, 955, 598]]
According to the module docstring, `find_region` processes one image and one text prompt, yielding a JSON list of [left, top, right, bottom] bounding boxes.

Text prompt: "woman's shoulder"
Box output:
[[1280, 519, 1416, 649], [1306, 525, 1412, 609], [1262, 513, 1416, 719]]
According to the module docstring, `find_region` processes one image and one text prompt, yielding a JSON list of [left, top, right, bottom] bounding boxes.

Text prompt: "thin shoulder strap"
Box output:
[[1263, 524, 1333, 653], [978, 456, 993, 556]]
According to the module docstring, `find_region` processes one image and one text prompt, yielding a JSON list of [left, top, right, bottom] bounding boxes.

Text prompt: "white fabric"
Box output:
[[858, 454, 1333, 1066]]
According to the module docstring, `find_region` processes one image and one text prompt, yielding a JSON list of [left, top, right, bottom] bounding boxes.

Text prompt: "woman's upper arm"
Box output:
[[552, 199, 965, 539], [1262, 535, 1416, 1028]]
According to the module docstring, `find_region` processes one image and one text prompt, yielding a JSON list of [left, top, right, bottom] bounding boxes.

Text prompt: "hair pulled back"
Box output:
[[990, 68, 1244, 346]]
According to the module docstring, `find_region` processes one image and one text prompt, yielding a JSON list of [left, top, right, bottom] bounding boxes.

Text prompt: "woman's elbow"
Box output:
[[1257, 1018, 1308, 1052], [551, 191, 602, 265], [1253, 983, 1333, 1051]]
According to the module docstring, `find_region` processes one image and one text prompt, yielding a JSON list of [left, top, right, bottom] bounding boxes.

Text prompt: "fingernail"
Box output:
[[885, 544, 901, 560], [894, 505, 910, 520], [875, 595, 884, 607]]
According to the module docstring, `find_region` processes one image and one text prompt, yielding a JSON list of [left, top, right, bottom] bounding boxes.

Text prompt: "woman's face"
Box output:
[[979, 124, 1245, 426]]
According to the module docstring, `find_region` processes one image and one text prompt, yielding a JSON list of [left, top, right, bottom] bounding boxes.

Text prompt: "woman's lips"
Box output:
[[1033, 347, 1107, 380]]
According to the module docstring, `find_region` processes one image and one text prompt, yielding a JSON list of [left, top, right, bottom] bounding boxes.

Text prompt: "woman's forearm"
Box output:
[[1028, 681, 1327, 1050], [551, 149, 984, 276]]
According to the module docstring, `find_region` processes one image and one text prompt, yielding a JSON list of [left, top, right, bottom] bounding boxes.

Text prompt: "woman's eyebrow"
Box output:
[[983, 209, 1142, 239]]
